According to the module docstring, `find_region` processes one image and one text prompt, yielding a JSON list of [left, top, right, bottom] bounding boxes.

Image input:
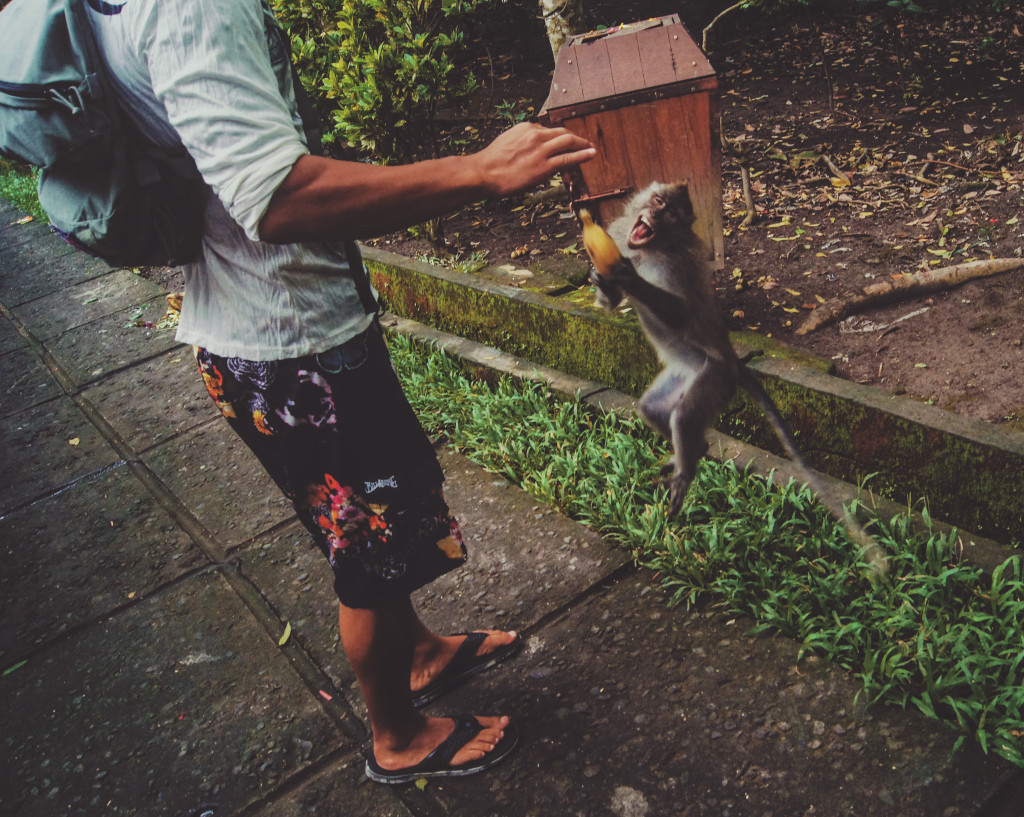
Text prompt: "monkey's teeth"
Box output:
[[629, 215, 655, 247]]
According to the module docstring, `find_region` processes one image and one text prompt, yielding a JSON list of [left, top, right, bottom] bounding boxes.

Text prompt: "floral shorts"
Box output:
[[194, 323, 467, 608]]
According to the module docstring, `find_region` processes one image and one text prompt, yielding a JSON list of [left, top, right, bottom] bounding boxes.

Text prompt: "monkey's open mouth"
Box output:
[[627, 214, 655, 248]]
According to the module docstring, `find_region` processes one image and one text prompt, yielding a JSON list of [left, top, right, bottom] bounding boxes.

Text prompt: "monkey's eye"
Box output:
[[652, 195, 665, 207]]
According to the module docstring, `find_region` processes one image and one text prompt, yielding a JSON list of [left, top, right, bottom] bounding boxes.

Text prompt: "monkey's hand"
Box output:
[[597, 253, 642, 288], [579, 207, 640, 300], [590, 267, 625, 310]]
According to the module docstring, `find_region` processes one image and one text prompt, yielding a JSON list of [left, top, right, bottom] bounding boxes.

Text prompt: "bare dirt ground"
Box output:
[[365, 0, 1024, 428]]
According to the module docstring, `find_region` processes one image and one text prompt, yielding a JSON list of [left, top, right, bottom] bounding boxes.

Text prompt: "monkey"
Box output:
[[580, 182, 887, 577]]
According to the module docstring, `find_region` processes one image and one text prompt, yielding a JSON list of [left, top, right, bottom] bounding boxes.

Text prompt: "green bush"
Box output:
[[271, 0, 491, 162], [322, 0, 490, 165], [269, 0, 345, 118]]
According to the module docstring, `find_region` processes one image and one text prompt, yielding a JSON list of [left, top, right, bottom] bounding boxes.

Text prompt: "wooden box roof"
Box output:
[[540, 15, 716, 121]]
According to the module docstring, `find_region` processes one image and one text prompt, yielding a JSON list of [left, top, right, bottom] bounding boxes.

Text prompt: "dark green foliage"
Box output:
[[268, 0, 344, 113]]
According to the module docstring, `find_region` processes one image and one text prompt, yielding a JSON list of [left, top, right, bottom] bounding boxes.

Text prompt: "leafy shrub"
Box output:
[[321, 0, 490, 164], [269, 0, 345, 115]]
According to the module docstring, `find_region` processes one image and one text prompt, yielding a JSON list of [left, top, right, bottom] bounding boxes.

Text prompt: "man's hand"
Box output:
[[474, 122, 596, 198]]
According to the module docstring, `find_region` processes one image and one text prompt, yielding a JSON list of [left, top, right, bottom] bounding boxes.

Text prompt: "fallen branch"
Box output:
[[919, 158, 1001, 180], [795, 257, 1024, 335]]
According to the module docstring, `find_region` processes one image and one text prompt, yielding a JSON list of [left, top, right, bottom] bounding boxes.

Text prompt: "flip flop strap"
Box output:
[[421, 716, 484, 769], [447, 631, 487, 668]]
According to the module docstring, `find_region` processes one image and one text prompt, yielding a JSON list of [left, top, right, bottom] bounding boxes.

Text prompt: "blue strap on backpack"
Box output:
[[0, 0, 206, 267]]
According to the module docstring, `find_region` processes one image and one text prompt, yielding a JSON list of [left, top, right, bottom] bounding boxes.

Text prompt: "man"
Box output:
[[85, 0, 595, 783]]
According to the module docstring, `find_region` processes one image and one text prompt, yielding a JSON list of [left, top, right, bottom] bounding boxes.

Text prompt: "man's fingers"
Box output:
[[524, 128, 595, 182], [540, 129, 594, 158], [548, 145, 597, 171], [537, 127, 594, 156]]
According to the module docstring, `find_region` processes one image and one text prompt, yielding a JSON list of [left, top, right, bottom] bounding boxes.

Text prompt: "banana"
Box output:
[[579, 208, 624, 277]]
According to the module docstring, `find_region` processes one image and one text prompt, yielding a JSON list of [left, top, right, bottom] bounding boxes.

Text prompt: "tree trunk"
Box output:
[[539, 0, 584, 59]]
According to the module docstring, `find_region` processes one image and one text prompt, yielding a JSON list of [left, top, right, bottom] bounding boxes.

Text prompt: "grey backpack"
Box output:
[[0, 0, 206, 267]]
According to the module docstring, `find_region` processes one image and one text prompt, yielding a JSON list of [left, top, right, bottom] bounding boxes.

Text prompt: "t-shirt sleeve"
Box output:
[[139, 0, 309, 241]]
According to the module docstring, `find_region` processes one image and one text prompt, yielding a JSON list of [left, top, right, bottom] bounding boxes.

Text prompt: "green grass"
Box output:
[[0, 160, 45, 221], [387, 331, 1024, 768]]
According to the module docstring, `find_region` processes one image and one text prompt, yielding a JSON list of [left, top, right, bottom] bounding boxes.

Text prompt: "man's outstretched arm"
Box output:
[[259, 122, 596, 244]]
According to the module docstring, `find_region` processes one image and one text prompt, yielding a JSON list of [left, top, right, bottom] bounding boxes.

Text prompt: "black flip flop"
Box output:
[[365, 716, 519, 784], [412, 631, 523, 707]]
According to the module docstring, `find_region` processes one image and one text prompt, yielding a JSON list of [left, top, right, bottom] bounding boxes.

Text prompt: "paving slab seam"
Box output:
[[515, 558, 641, 639], [229, 746, 376, 817], [0, 457, 126, 521], [231, 750, 456, 817], [222, 516, 308, 558], [0, 560, 228, 669], [0, 296, 81, 395], [214, 559, 368, 743]]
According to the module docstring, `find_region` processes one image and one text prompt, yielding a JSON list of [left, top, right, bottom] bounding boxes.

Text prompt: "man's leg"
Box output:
[[339, 597, 511, 772]]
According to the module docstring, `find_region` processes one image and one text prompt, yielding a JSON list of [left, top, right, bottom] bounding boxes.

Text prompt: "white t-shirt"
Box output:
[[86, 0, 376, 360]]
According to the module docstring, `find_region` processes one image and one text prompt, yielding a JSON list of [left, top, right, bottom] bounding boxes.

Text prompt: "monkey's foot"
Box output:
[[667, 473, 693, 518]]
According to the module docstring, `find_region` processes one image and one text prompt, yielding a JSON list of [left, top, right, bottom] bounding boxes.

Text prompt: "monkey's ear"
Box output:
[[579, 209, 625, 277]]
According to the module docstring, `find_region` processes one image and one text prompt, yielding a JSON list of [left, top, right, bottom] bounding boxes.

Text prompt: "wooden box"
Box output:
[[539, 16, 723, 268]]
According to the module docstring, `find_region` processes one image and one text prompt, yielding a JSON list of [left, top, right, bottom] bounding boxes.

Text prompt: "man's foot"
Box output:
[[366, 715, 517, 784], [411, 630, 522, 707]]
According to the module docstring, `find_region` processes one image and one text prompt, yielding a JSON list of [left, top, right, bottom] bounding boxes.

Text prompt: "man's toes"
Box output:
[[485, 630, 517, 652], [449, 716, 509, 766], [468, 629, 517, 658]]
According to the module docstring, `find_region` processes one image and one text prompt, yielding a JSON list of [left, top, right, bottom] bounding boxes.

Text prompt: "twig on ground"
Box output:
[[796, 257, 1024, 335]]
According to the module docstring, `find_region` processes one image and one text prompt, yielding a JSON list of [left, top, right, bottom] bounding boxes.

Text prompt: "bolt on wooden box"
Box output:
[[539, 15, 723, 268]]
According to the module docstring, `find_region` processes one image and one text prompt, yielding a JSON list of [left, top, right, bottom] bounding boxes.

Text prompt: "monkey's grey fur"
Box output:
[[590, 182, 886, 576]]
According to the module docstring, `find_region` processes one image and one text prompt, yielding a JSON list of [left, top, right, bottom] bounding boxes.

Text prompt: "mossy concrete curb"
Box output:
[[364, 246, 1024, 546], [383, 313, 1013, 573]]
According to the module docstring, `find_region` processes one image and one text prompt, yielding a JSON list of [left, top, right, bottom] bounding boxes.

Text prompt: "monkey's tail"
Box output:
[[738, 368, 889, 579]]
